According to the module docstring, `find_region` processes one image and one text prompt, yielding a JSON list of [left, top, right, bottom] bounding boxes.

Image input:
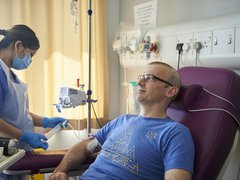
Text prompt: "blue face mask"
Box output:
[[11, 49, 32, 70]]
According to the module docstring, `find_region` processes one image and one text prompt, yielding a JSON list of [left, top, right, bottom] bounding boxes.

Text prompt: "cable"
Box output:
[[182, 42, 191, 66], [68, 123, 81, 139], [193, 42, 202, 66], [91, 102, 102, 128], [176, 43, 183, 70]]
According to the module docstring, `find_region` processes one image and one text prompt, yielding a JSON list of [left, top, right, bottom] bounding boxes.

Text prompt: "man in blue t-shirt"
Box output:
[[49, 62, 195, 180]]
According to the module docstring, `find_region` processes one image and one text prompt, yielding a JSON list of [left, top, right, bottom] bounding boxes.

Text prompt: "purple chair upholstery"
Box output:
[[168, 66, 240, 180], [5, 151, 96, 175], [6, 151, 64, 174]]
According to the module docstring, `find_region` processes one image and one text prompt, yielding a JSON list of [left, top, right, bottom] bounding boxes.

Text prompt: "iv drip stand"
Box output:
[[87, 0, 92, 135]]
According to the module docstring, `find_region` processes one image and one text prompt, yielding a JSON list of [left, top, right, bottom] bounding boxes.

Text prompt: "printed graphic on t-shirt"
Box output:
[[145, 131, 158, 139], [102, 124, 139, 174]]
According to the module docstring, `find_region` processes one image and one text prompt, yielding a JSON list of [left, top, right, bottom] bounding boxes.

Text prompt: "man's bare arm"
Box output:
[[48, 137, 100, 180], [165, 169, 192, 180]]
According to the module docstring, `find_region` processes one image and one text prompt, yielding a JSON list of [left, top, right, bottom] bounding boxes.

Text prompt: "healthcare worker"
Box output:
[[0, 24, 67, 151]]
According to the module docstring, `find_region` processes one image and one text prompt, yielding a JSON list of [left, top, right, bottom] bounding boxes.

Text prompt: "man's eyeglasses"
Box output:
[[137, 74, 173, 87]]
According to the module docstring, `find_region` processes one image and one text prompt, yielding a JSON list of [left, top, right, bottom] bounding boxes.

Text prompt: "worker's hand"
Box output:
[[19, 131, 48, 150], [48, 172, 68, 180], [42, 117, 68, 128]]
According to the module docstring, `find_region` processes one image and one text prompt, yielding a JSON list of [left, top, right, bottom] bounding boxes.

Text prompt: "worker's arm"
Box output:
[[0, 118, 22, 139], [49, 137, 100, 180], [0, 118, 48, 149], [30, 112, 43, 127], [165, 169, 192, 180]]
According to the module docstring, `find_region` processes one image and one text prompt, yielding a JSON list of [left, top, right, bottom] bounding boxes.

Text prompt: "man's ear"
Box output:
[[166, 86, 179, 98]]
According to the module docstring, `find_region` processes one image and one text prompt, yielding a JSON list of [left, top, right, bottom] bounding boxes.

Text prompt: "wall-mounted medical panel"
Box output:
[[116, 13, 240, 69], [212, 28, 235, 55]]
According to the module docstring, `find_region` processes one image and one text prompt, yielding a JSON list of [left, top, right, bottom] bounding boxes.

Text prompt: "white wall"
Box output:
[[106, 0, 120, 120], [120, 0, 240, 26]]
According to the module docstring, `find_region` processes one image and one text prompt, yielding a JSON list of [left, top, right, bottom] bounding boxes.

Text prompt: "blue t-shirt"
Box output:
[[81, 114, 195, 180]]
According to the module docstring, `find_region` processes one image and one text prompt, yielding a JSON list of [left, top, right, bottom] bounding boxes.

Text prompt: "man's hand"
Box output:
[[48, 172, 68, 180]]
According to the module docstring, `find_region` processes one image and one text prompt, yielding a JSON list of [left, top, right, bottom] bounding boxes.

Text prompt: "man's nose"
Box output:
[[137, 79, 145, 87]]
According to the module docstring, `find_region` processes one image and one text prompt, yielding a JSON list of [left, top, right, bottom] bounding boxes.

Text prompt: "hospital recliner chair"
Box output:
[[168, 66, 240, 180], [4, 66, 240, 180]]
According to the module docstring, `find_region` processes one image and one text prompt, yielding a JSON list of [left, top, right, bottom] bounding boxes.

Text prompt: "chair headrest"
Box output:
[[170, 84, 203, 111]]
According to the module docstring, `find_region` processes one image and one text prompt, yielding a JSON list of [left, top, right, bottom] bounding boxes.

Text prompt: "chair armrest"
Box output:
[[4, 150, 98, 175]]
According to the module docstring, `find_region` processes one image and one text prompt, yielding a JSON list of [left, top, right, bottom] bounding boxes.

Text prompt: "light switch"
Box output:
[[235, 27, 240, 54], [212, 28, 235, 54]]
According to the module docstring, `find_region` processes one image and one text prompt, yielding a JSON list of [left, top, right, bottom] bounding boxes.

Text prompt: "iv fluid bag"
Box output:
[[127, 82, 140, 114]]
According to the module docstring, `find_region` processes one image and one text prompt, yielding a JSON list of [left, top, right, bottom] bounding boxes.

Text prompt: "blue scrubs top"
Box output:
[[0, 59, 34, 150], [0, 65, 8, 107]]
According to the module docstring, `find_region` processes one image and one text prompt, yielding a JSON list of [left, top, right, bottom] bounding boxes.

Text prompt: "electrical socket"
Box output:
[[193, 31, 212, 55], [176, 34, 193, 55]]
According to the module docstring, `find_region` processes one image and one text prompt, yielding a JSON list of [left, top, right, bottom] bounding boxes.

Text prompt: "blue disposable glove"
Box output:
[[19, 131, 48, 150], [42, 117, 68, 128]]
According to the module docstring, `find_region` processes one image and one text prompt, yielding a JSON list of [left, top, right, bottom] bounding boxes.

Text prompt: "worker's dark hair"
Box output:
[[0, 24, 40, 50]]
